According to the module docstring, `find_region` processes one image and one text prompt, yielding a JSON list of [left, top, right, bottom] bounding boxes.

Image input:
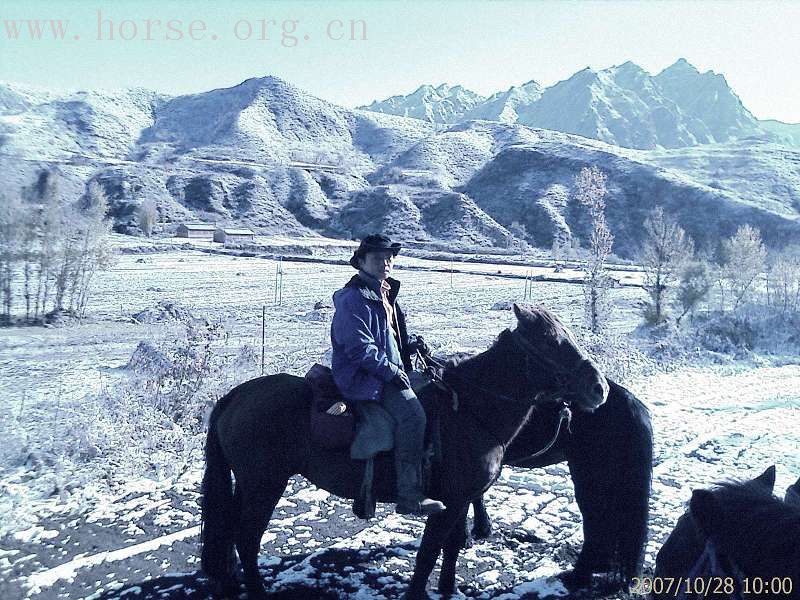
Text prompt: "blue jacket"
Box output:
[[331, 272, 413, 402]]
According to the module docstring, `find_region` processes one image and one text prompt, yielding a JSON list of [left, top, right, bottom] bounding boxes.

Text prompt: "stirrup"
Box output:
[[396, 497, 445, 516]]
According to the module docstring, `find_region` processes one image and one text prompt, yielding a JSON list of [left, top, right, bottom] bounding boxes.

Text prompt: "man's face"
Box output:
[[359, 250, 395, 281]]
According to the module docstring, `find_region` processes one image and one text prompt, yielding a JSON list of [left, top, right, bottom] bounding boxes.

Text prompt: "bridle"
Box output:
[[509, 326, 597, 392], [416, 325, 597, 461], [673, 539, 746, 600]]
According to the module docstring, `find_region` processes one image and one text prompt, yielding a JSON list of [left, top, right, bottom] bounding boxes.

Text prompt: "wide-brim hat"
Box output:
[[349, 234, 402, 269]]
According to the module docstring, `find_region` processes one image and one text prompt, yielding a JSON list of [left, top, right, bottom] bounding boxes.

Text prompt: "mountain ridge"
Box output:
[[360, 59, 797, 151], [1, 73, 798, 259]]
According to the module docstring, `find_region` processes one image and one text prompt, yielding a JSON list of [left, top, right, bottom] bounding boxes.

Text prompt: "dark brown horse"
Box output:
[[653, 466, 800, 600], [200, 304, 610, 599], [470, 377, 653, 588]]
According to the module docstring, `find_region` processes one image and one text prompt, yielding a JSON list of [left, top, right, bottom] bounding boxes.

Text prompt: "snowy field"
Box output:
[[1, 248, 799, 600]]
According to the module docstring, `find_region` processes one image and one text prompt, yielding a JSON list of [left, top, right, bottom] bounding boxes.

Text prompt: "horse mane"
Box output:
[[445, 305, 567, 371], [699, 479, 800, 573], [443, 330, 512, 370], [444, 329, 511, 372], [520, 305, 565, 337]]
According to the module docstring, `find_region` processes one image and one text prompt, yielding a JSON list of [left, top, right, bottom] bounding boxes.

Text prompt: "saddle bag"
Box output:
[[305, 364, 355, 449]]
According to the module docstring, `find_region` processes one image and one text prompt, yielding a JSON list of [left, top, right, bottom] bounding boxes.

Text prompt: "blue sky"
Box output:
[[1, 0, 799, 122]]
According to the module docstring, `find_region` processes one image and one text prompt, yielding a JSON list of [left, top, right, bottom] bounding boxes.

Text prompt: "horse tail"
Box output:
[[200, 397, 237, 581], [614, 394, 653, 582]]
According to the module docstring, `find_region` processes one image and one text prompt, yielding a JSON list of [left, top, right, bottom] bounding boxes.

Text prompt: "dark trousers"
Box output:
[[381, 382, 426, 465]]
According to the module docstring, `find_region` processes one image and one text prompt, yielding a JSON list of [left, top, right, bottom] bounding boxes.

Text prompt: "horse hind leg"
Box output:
[[235, 478, 288, 599], [470, 496, 492, 540]]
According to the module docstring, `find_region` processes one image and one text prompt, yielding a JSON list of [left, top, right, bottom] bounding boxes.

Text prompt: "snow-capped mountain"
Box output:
[[653, 58, 762, 143], [360, 84, 485, 124], [462, 80, 543, 124], [362, 60, 793, 151], [1, 74, 798, 257], [514, 62, 695, 149]]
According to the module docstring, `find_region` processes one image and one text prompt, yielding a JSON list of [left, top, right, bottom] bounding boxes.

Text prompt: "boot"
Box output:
[[395, 459, 445, 516]]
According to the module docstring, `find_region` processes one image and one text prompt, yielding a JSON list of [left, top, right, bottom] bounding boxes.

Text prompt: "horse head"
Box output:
[[655, 466, 800, 598], [511, 303, 609, 412]]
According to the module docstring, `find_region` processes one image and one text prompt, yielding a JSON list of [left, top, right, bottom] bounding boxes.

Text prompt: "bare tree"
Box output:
[[0, 194, 21, 324], [137, 199, 157, 237], [74, 185, 115, 318], [32, 172, 61, 320], [574, 166, 613, 333], [766, 245, 800, 314], [53, 204, 81, 313], [19, 208, 39, 322], [722, 224, 767, 311], [640, 206, 695, 324], [508, 220, 531, 245], [551, 229, 569, 267]]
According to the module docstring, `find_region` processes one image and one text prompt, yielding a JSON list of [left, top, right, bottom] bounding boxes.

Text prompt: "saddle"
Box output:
[[305, 364, 442, 519]]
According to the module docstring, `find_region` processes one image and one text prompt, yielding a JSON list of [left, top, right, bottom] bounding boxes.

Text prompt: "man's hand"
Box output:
[[409, 335, 430, 357], [393, 369, 411, 390]]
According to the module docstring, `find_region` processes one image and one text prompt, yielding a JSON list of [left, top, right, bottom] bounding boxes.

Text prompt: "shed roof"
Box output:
[[218, 228, 255, 235], [182, 223, 216, 230]]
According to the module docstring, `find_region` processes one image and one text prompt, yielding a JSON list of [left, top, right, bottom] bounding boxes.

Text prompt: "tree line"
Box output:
[[569, 166, 800, 333], [639, 209, 800, 325], [0, 171, 115, 325]]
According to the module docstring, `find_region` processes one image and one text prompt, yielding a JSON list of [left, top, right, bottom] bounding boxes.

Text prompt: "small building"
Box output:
[[214, 228, 255, 245], [177, 223, 215, 240]]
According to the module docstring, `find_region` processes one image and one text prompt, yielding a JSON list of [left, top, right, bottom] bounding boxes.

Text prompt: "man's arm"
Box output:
[[332, 294, 401, 382]]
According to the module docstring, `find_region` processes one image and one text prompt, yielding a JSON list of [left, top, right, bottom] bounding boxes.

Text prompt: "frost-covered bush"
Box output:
[[721, 225, 767, 311], [125, 321, 240, 435], [577, 329, 659, 383], [0, 321, 261, 512], [639, 206, 694, 325], [766, 245, 800, 314], [574, 166, 614, 333], [675, 260, 713, 325], [697, 310, 800, 355], [692, 314, 758, 353]]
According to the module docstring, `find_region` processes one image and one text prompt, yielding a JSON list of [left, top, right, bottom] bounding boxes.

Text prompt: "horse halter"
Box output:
[[509, 326, 596, 399], [673, 539, 746, 600]]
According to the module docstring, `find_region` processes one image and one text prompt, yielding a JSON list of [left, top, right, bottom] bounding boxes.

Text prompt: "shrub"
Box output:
[[137, 199, 158, 237], [675, 260, 713, 325], [766, 245, 800, 314]]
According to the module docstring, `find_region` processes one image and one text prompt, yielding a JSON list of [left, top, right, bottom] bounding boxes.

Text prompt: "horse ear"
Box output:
[[512, 303, 524, 321], [690, 489, 719, 536], [752, 465, 776, 493], [785, 477, 800, 506]]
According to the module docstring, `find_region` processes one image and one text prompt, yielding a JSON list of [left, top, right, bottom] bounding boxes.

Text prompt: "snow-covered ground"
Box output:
[[1, 248, 798, 599]]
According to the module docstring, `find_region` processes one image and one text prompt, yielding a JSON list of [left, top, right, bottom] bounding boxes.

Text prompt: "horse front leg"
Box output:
[[438, 506, 468, 597], [471, 494, 492, 540], [405, 506, 465, 600]]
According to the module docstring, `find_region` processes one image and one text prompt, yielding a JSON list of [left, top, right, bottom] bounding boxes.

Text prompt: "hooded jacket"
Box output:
[[330, 273, 414, 402]]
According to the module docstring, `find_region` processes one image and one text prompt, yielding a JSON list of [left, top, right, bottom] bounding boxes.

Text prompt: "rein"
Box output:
[[505, 403, 572, 466], [416, 328, 576, 460]]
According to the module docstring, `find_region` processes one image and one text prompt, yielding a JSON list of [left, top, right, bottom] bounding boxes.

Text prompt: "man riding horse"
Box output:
[[330, 234, 445, 516]]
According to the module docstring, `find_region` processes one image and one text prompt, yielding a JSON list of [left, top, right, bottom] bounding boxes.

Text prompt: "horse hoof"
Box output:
[[470, 524, 492, 540], [558, 568, 592, 590], [404, 586, 431, 600], [244, 582, 268, 599], [209, 577, 240, 599]]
